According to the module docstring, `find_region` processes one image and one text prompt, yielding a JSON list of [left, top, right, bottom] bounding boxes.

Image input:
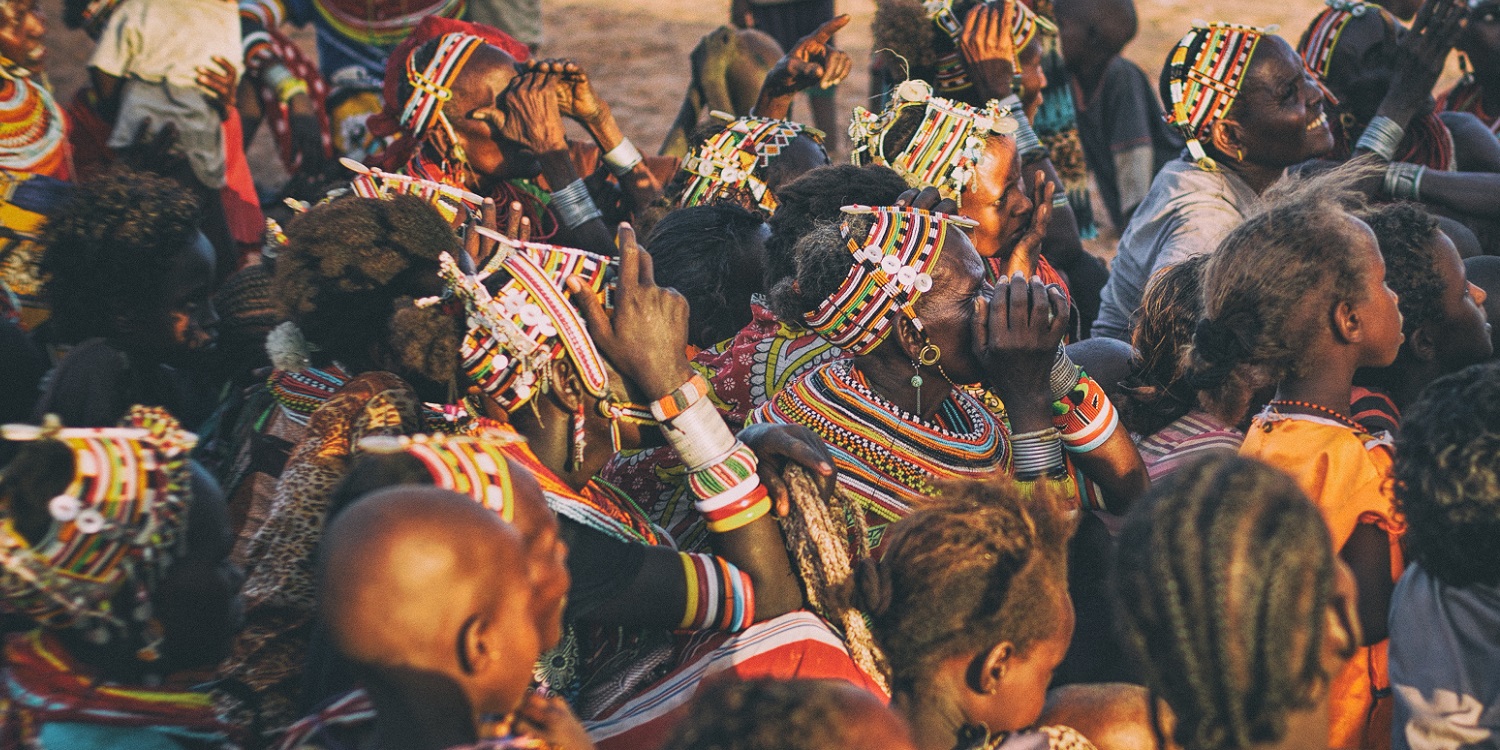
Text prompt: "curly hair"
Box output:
[[764, 164, 909, 292], [873, 0, 943, 74], [1186, 163, 1375, 425], [273, 195, 462, 383], [1119, 255, 1210, 436], [1392, 362, 1500, 588], [660, 678, 899, 750], [1359, 202, 1444, 337], [40, 168, 203, 344], [645, 204, 767, 348], [1112, 455, 1337, 750], [851, 479, 1075, 689], [766, 216, 874, 325]]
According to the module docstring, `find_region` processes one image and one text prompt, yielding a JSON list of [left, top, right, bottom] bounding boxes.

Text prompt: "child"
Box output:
[[0, 409, 245, 748], [660, 679, 917, 750], [34, 168, 219, 429], [1188, 170, 1405, 750], [278, 483, 592, 750], [1388, 362, 1500, 750], [1464, 255, 1500, 358], [1353, 203, 1492, 432]]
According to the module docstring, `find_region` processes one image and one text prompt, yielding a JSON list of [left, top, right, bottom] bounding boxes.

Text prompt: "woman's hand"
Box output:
[[1377, 0, 1467, 127], [569, 224, 693, 399], [527, 58, 610, 127], [737, 423, 837, 517], [753, 16, 852, 118], [892, 185, 960, 214], [974, 272, 1069, 429], [196, 56, 239, 121], [500, 71, 570, 153], [512, 693, 596, 750], [1001, 171, 1054, 277], [958, 2, 1016, 102]]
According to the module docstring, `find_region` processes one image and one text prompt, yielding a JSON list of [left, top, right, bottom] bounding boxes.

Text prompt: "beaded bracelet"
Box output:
[[1012, 427, 1065, 478], [689, 443, 759, 499], [1383, 161, 1426, 201], [999, 95, 1046, 162], [651, 373, 711, 422], [1051, 193, 1071, 209], [1053, 373, 1120, 453], [663, 396, 738, 470], [1356, 115, 1405, 161], [603, 138, 645, 178], [551, 178, 604, 229], [677, 552, 755, 632]]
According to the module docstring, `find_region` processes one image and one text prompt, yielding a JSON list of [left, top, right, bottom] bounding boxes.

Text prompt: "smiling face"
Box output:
[[1219, 36, 1334, 167], [960, 136, 1033, 260], [0, 0, 46, 70]]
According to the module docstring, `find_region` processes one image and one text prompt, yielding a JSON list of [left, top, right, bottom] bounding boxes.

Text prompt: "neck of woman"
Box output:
[[1221, 157, 1285, 195], [892, 683, 968, 750], [506, 391, 611, 491], [853, 353, 954, 424], [366, 678, 479, 750]]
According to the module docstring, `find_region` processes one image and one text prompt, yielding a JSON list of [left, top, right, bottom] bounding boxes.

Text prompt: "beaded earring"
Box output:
[[912, 343, 941, 413]]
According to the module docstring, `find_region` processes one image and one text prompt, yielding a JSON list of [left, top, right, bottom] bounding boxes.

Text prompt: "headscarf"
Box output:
[[358, 433, 518, 522], [849, 78, 1020, 205], [678, 114, 823, 214], [1163, 22, 1273, 168], [805, 204, 978, 355], [1298, 0, 1457, 170], [0, 407, 194, 659], [924, 0, 1055, 96], [432, 234, 655, 434], [0, 65, 69, 179]]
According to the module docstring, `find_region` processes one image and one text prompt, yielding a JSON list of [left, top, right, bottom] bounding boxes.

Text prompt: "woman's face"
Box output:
[[1323, 11, 1411, 124], [1018, 39, 1047, 120], [0, 0, 46, 70], [132, 232, 218, 363], [1427, 230, 1494, 369], [960, 137, 1033, 260], [909, 229, 988, 386], [447, 45, 530, 183], [1222, 36, 1334, 167]]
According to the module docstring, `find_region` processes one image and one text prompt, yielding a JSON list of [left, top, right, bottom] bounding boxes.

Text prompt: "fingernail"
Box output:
[[819, 462, 833, 473], [1031, 274, 1042, 284]]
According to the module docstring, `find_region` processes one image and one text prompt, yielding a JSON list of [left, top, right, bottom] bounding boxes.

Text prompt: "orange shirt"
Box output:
[[1241, 412, 1405, 750]]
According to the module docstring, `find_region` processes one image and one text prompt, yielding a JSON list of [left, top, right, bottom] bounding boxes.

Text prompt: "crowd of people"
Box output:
[[0, 0, 1497, 746]]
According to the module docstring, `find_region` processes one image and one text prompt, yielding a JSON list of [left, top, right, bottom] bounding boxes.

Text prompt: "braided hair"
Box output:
[[1112, 455, 1337, 750], [851, 478, 1074, 690], [763, 164, 910, 293]]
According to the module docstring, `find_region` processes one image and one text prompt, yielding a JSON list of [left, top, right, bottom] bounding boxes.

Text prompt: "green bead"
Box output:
[[910, 374, 924, 388]]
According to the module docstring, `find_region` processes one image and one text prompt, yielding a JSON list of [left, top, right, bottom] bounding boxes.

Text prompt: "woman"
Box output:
[[1119, 256, 1249, 481], [1112, 455, 1362, 750], [0, 409, 245, 749], [370, 16, 659, 255], [1093, 22, 1335, 340], [851, 482, 1096, 750], [748, 203, 1077, 554]]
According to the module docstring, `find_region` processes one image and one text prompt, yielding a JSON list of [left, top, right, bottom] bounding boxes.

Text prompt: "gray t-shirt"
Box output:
[[1092, 157, 1259, 341], [1390, 564, 1500, 750]]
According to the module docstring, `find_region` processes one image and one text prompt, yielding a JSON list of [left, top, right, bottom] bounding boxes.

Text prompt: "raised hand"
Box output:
[[892, 185, 960, 214], [568, 224, 693, 399], [1380, 0, 1467, 125], [527, 58, 609, 126], [754, 15, 853, 116], [972, 271, 1069, 429], [1000, 170, 1054, 277], [196, 56, 239, 120], [500, 71, 569, 153], [958, 2, 1016, 101]]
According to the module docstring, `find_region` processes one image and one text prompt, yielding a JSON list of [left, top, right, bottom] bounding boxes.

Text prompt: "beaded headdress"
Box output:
[[0, 408, 195, 657], [359, 434, 521, 522], [401, 32, 483, 142], [805, 205, 978, 355], [1164, 22, 1272, 168], [1299, 0, 1384, 80], [924, 0, 1056, 95], [434, 234, 654, 430], [850, 79, 1019, 205], [341, 157, 482, 224], [678, 114, 824, 214]]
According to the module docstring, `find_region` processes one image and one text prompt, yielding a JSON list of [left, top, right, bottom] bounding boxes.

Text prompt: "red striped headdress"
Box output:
[[1164, 22, 1273, 168]]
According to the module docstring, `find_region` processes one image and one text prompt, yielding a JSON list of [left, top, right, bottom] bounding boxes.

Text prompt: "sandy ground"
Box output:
[[36, 0, 1414, 250]]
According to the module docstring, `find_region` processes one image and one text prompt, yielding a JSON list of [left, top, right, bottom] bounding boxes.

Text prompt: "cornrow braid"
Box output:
[[778, 466, 889, 693], [851, 478, 1074, 689], [1112, 455, 1336, 750]]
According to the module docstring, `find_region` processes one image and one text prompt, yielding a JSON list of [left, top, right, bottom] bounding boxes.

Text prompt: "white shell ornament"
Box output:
[[49, 495, 81, 522], [75, 509, 106, 534], [894, 79, 934, 103]]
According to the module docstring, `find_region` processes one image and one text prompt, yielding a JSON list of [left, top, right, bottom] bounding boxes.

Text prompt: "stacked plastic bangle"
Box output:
[[603, 138, 644, 178], [677, 552, 755, 632], [651, 373, 711, 422], [1053, 373, 1121, 453]]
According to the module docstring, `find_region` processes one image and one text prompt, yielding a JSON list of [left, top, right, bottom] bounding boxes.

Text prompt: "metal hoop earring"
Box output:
[[918, 343, 942, 366]]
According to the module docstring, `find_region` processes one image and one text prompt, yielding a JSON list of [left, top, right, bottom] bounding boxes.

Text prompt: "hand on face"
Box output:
[[568, 224, 694, 400], [972, 272, 1069, 407], [1005, 170, 1053, 276], [499, 71, 569, 154], [959, 2, 1016, 99], [0, 0, 46, 70], [525, 58, 609, 126]]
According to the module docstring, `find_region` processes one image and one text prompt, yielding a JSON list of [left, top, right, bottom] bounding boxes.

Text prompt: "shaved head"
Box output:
[[319, 484, 543, 718]]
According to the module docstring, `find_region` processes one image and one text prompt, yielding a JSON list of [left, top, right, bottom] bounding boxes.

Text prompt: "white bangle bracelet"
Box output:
[[603, 138, 644, 178]]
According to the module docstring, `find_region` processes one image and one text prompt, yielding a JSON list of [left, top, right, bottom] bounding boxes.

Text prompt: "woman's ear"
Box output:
[[1405, 325, 1438, 362], [892, 314, 925, 363], [547, 359, 583, 413], [1333, 298, 1362, 346], [1208, 119, 1246, 162], [970, 641, 1015, 696]]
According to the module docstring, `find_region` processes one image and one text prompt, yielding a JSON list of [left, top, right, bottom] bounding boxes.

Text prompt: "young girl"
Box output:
[[1188, 168, 1405, 750]]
